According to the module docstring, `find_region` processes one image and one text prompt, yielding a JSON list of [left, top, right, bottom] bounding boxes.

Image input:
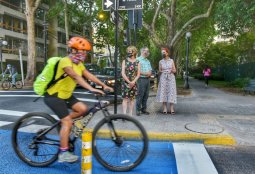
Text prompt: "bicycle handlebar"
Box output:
[[88, 90, 113, 97]]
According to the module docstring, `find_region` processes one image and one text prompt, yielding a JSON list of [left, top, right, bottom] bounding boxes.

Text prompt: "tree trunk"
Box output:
[[47, 0, 58, 57], [64, 0, 69, 52], [24, 0, 42, 85], [25, 10, 36, 85]]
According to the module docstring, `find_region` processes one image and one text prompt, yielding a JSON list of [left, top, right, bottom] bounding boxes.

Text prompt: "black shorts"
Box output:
[[44, 93, 80, 119]]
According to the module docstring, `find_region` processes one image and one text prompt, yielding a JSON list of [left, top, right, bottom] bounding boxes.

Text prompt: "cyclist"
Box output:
[[43, 37, 113, 163], [2, 64, 18, 85]]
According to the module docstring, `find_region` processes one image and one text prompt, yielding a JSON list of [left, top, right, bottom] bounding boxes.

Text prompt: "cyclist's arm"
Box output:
[[63, 66, 95, 91], [82, 69, 107, 88], [2, 68, 9, 77]]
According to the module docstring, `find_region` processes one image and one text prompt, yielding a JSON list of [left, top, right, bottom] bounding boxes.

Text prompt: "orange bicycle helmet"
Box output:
[[68, 37, 92, 51]]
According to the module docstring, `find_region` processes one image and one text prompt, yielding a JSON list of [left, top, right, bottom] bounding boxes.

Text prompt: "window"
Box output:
[[58, 47, 67, 57], [3, 36, 27, 55], [22, 20, 27, 34], [36, 42, 44, 58], [0, 14, 3, 28], [2, 14, 24, 33], [3, 14, 12, 31], [13, 17, 21, 32], [58, 32, 66, 44], [35, 25, 44, 38]]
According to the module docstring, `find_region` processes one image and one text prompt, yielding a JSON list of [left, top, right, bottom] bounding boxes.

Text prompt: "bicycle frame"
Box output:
[[32, 93, 118, 147]]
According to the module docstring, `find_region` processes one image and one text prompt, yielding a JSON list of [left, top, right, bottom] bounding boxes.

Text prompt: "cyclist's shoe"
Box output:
[[58, 151, 79, 163]]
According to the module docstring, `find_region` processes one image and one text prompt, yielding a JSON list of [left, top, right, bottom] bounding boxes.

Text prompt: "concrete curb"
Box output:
[[84, 129, 236, 146], [147, 132, 236, 145]]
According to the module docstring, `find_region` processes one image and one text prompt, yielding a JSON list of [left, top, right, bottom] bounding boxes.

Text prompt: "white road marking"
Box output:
[[0, 121, 13, 127], [0, 95, 109, 103], [0, 90, 118, 97], [0, 109, 59, 120], [0, 90, 91, 95], [173, 142, 218, 174], [18, 124, 50, 133]]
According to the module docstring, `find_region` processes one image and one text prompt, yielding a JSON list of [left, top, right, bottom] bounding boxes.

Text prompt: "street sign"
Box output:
[[103, 0, 116, 11], [118, 0, 143, 10]]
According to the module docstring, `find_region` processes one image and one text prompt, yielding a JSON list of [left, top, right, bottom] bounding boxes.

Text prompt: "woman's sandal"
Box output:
[[161, 111, 168, 114], [170, 111, 175, 115]]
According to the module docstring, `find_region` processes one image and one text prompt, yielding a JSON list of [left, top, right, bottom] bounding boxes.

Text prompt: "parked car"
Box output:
[[150, 69, 157, 83], [84, 65, 122, 94]]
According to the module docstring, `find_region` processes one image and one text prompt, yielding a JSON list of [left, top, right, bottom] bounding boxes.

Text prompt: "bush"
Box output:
[[227, 78, 250, 88], [192, 73, 204, 80]]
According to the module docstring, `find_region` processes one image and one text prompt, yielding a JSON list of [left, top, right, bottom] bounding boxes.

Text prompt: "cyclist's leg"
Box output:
[[12, 73, 17, 84], [66, 95, 88, 119], [44, 94, 78, 162]]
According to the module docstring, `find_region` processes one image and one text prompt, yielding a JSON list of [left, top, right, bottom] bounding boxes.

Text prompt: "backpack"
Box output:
[[34, 57, 68, 96]]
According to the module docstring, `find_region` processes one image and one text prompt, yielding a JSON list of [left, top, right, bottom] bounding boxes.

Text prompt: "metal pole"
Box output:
[[184, 38, 190, 89], [114, 2, 119, 114], [43, 13, 48, 66], [133, 10, 137, 46], [19, 49, 25, 86], [0, 44, 3, 77]]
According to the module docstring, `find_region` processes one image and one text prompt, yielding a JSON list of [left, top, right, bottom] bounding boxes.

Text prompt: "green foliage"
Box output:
[[227, 78, 250, 88], [214, 0, 255, 36]]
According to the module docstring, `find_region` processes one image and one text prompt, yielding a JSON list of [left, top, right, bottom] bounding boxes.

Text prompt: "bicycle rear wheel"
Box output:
[[1, 80, 11, 90], [12, 112, 60, 167], [15, 80, 23, 89], [92, 114, 149, 172]]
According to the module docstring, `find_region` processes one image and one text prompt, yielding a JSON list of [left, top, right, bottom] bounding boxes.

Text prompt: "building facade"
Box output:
[[0, 0, 69, 73]]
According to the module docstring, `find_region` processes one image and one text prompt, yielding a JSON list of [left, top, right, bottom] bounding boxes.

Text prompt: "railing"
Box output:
[[0, 0, 25, 12], [0, 23, 27, 34]]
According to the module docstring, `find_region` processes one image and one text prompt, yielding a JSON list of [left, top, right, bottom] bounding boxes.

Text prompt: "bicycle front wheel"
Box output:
[[1, 80, 11, 90], [15, 80, 23, 89], [12, 112, 60, 167], [92, 114, 149, 172]]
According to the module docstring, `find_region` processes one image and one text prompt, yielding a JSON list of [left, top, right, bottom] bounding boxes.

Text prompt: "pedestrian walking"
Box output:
[[203, 65, 211, 87], [156, 47, 177, 115], [136, 47, 152, 116], [121, 46, 141, 116]]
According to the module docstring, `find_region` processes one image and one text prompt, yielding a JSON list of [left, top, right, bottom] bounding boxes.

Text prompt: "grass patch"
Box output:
[[176, 77, 191, 96], [209, 78, 250, 94]]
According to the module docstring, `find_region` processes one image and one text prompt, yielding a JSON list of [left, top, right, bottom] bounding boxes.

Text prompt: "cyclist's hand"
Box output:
[[9, 75, 11, 78], [103, 85, 114, 92], [91, 88, 105, 95]]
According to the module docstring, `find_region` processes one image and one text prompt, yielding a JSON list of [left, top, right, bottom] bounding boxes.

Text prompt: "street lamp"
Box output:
[[43, 13, 48, 66], [0, 38, 8, 77], [184, 32, 191, 89]]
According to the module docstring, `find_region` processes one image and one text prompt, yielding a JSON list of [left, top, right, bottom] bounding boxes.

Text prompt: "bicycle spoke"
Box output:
[[93, 114, 148, 172], [12, 113, 60, 167]]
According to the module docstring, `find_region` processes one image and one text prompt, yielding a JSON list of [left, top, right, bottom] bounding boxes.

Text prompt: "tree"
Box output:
[[24, 0, 42, 85], [215, 0, 255, 36], [142, 0, 215, 53]]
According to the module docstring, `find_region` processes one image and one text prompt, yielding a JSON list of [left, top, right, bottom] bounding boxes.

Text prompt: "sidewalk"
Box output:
[[89, 78, 255, 146]]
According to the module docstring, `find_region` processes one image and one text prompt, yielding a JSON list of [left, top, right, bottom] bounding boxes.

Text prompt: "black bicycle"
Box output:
[[1, 76, 23, 90], [12, 92, 149, 172]]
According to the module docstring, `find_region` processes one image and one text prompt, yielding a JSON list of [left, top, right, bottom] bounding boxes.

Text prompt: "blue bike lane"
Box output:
[[0, 130, 177, 174]]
